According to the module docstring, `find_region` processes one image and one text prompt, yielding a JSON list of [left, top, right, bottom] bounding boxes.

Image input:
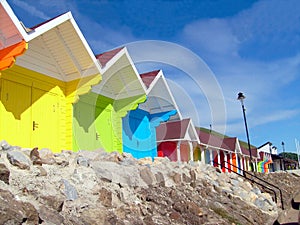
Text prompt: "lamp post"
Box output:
[[281, 141, 285, 171], [237, 92, 254, 171]]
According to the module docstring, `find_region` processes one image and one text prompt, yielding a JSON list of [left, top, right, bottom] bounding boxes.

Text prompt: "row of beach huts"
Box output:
[[0, 0, 287, 173]]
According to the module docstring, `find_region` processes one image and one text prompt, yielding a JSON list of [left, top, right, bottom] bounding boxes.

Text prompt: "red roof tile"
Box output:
[[223, 137, 237, 151], [96, 47, 124, 67], [197, 129, 234, 151], [156, 119, 190, 141], [240, 144, 258, 158], [140, 70, 160, 88]]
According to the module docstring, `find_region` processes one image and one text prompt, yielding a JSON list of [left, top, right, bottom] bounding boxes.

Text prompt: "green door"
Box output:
[[73, 101, 101, 150]]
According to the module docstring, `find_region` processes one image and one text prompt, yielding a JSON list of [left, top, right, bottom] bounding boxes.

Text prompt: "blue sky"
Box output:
[[8, 0, 300, 153]]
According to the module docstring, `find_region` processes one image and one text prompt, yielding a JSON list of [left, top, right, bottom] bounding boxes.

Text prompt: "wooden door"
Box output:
[[31, 87, 60, 151], [73, 101, 100, 150], [0, 79, 31, 147], [96, 107, 113, 152]]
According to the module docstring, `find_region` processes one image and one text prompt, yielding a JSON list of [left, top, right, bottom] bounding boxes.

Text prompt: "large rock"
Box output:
[[7, 150, 31, 169], [0, 188, 39, 224], [0, 163, 10, 184], [90, 161, 147, 187], [38, 205, 64, 225], [139, 166, 155, 186]]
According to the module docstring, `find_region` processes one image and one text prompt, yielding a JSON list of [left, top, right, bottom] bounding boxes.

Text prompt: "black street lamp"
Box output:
[[237, 92, 254, 171], [281, 141, 285, 171]]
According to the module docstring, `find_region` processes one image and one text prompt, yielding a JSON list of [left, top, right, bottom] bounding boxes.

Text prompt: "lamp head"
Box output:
[[237, 92, 246, 101]]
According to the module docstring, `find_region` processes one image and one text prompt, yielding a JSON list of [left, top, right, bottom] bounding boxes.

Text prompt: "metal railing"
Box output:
[[210, 160, 284, 210]]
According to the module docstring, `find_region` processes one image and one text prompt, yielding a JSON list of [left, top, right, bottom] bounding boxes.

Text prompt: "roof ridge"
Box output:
[[95, 47, 124, 67], [30, 12, 68, 30], [140, 70, 161, 88]]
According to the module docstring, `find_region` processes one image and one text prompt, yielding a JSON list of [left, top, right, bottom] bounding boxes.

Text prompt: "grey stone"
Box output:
[[39, 148, 56, 165], [61, 179, 78, 201], [7, 150, 31, 169], [229, 178, 239, 187], [139, 166, 155, 186], [77, 156, 90, 167], [36, 165, 47, 176], [0, 140, 11, 150], [252, 187, 261, 195], [91, 161, 146, 187], [154, 172, 165, 187]]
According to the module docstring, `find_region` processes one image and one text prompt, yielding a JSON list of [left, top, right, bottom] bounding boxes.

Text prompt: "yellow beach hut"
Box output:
[[0, 0, 102, 152]]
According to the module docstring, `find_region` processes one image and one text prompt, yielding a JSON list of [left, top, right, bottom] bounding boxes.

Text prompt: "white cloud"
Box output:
[[182, 18, 239, 56], [231, 0, 300, 44], [178, 0, 300, 138]]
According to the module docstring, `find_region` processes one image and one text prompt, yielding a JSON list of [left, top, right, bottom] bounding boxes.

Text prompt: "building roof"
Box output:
[[257, 141, 272, 149], [140, 70, 160, 89], [0, 1, 28, 70], [197, 128, 235, 152], [0, 0, 24, 49], [1, 0, 102, 82], [138, 70, 181, 119], [156, 118, 199, 143], [239, 142, 258, 158], [96, 47, 124, 67], [92, 47, 146, 100], [156, 118, 189, 141]]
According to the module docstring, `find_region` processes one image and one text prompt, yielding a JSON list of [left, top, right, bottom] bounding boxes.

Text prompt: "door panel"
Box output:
[[0, 79, 31, 147], [31, 88, 59, 151], [73, 101, 100, 150], [96, 107, 113, 152]]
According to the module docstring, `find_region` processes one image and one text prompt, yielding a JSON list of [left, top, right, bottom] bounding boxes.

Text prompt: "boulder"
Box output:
[[38, 205, 64, 225], [0, 188, 39, 224], [139, 166, 155, 186], [7, 150, 31, 169]]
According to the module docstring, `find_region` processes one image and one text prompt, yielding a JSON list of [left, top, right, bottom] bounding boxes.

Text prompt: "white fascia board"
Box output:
[[25, 13, 71, 41], [201, 143, 232, 153], [160, 71, 182, 119], [98, 47, 146, 94], [1, 0, 28, 40], [145, 69, 162, 95], [187, 119, 200, 144], [235, 138, 242, 154], [124, 47, 147, 93], [156, 138, 198, 143]]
